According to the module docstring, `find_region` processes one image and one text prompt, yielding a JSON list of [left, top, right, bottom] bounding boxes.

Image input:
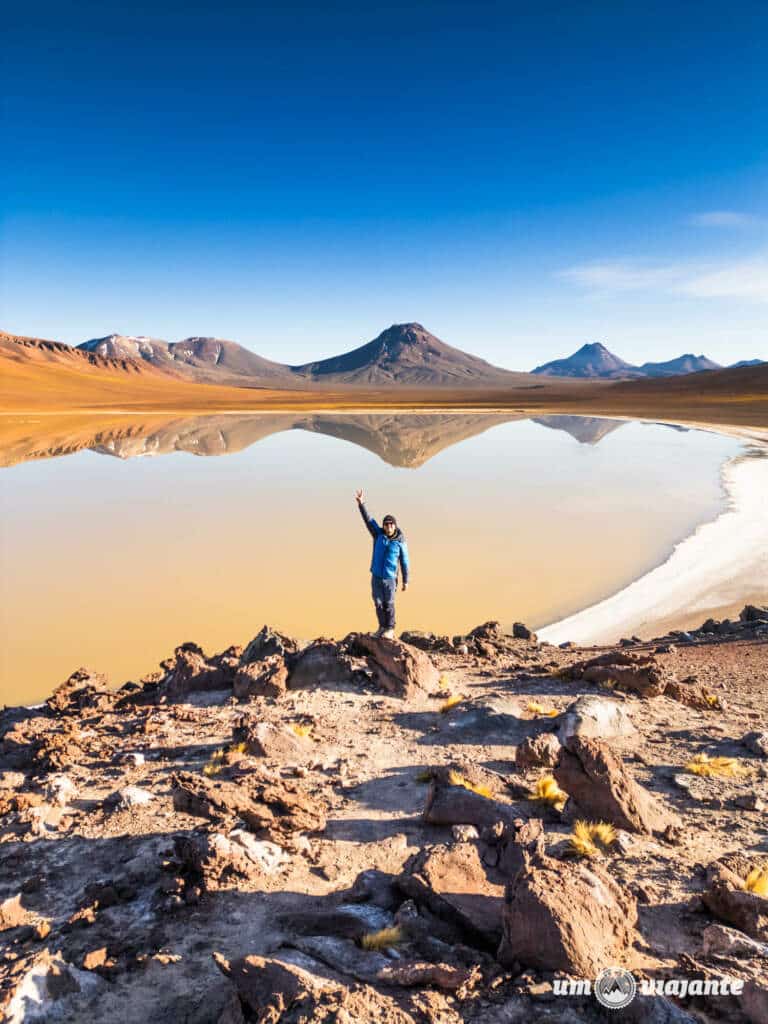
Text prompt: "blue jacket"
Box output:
[[358, 503, 410, 584]]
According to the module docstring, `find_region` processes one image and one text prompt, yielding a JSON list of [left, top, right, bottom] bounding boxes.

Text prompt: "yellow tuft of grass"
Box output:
[[440, 694, 464, 713], [743, 866, 768, 897], [438, 673, 451, 690], [228, 741, 247, 754], [569, 820, 617, 858], [685, 754, 751, 778], [598, 678, 617, 691], [360, 926, 404, 950], [526, 701, 559, 717], [529, 775, 567, 811], [203, 747, 227, 776], [703, 692, 720, 708], [290, 723, 313, 739], [446, 769, 492, 799]]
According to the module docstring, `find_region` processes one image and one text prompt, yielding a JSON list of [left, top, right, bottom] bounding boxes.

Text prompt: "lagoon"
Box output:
[[1, 412, 765, 704]]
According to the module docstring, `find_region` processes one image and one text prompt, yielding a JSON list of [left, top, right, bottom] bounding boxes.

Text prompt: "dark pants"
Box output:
[[371, 575, 397, 631]]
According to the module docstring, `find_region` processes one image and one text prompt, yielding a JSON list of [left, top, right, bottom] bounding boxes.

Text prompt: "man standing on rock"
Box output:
[[355, 490, 409, 639]]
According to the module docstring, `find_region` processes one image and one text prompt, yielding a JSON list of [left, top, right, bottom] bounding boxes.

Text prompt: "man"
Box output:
[[355, 490, 409, 639]]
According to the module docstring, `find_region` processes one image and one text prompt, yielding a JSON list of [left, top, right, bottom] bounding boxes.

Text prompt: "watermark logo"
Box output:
[[593, 967, 637, 1010], [553, 970, 745, 1007]]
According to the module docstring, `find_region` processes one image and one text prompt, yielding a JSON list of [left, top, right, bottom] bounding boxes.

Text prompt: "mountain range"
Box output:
[[531, 342, 761, 379], [77, 323, 535, 389]]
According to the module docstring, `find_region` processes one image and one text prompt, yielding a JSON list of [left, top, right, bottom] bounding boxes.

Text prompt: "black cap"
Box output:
[[383, 514, 397, 525]]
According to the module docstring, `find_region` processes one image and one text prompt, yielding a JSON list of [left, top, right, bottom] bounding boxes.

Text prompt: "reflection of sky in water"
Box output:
[[0, 416, 744, 703]]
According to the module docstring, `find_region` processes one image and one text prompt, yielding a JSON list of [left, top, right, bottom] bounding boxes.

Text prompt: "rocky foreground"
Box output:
[[1, 610, 767, 1024]]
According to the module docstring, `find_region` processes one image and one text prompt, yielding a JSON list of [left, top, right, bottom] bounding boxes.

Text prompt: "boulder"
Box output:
[[567, 651, 669, 698], [233, 656, 288, 700], [743, 731, 768, 758], [512, 622, 536, 641], [160, 642, 237, 701], [0, 894, 31, 931], [397, 842, 506, 949], [286, 640, 363, 690], [350, 634, 439, 698], [559, 695, 636, 744], [499, 835, 637, 975], [423, 781, 519, 831], [46, 667, 113, 716], [664, 679, 723, 711], [172, 772, 326, 840], [113, 786, 155, 810], [554, 736, 676, 835], [44, 774, 78, 807], [174, 831, 286, 889], [237, 721, 310, 762], [702, 922, 768, 959], [241, 626, 299, 664], [212, 950, 414, 1024], [740, 604, 768, 623], [399, 631, 454, 653], [702, 860, 768, 942], [515, 733, 562, 770]]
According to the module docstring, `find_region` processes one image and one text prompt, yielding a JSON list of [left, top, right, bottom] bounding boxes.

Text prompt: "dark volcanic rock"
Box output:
[[286, 640, 364, 690], [554, 736, 677, 835], [160, 643, 238, 701], [241, 626, 299, 664], [397, 842, 506, 949], [232, 656, 288, 700], [350, 634, 438, 698], [46, 667, 113, 716], [171, 772, 326, 840], [702, 859, 768, 942], [499, 834, 637, 974]]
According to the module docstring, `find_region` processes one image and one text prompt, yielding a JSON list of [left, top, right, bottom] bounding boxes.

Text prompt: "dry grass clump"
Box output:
[[702, 691, 720, 708], [289, 723, 313, 739], [447, 769, 492, 800], [569, 820, 617, 858], [529, 775, 567, 811], [203, 741, 247, 776], [526, 701, 559, 717], [685, 754, 751, 778], [438, 673, 451, 690], [360, 926, 404, 950], [743, 865, 768, 897], [440, 694, 464, 713]]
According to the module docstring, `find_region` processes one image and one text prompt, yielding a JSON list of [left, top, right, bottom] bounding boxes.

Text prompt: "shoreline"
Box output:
[[539, 450, 768, 645]]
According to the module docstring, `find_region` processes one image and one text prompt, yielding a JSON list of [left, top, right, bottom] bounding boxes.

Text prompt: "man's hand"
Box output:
[[402, 582, 408, 592], [355, 489, 364, 504]]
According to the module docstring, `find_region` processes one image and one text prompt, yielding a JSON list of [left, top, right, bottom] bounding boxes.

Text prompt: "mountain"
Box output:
[[532, 342, 643, 379], [638, 354, 721, 377], [79, 334, 174, 364], [289, 322, 535, 387], [78, 334, 296, 386], [533, 343, 726, 380], [731, 359, 765, 368]]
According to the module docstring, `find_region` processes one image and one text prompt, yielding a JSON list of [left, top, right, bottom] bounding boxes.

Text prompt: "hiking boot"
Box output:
[[381, 628, 395, 640], [373, 628, 384, 637]]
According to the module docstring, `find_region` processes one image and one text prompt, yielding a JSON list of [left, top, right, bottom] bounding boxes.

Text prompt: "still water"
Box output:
[[0, 412, 756, 704]]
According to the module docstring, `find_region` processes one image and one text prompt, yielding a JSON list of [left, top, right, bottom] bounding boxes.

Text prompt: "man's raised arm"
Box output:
[[355, 490, 379, 538]]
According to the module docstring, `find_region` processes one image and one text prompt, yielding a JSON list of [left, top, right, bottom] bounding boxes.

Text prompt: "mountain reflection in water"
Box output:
[[1, 411, 638, 469]]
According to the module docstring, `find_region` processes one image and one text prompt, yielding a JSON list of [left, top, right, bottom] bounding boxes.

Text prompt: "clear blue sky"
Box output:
[[3, 1, 767, 368]]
